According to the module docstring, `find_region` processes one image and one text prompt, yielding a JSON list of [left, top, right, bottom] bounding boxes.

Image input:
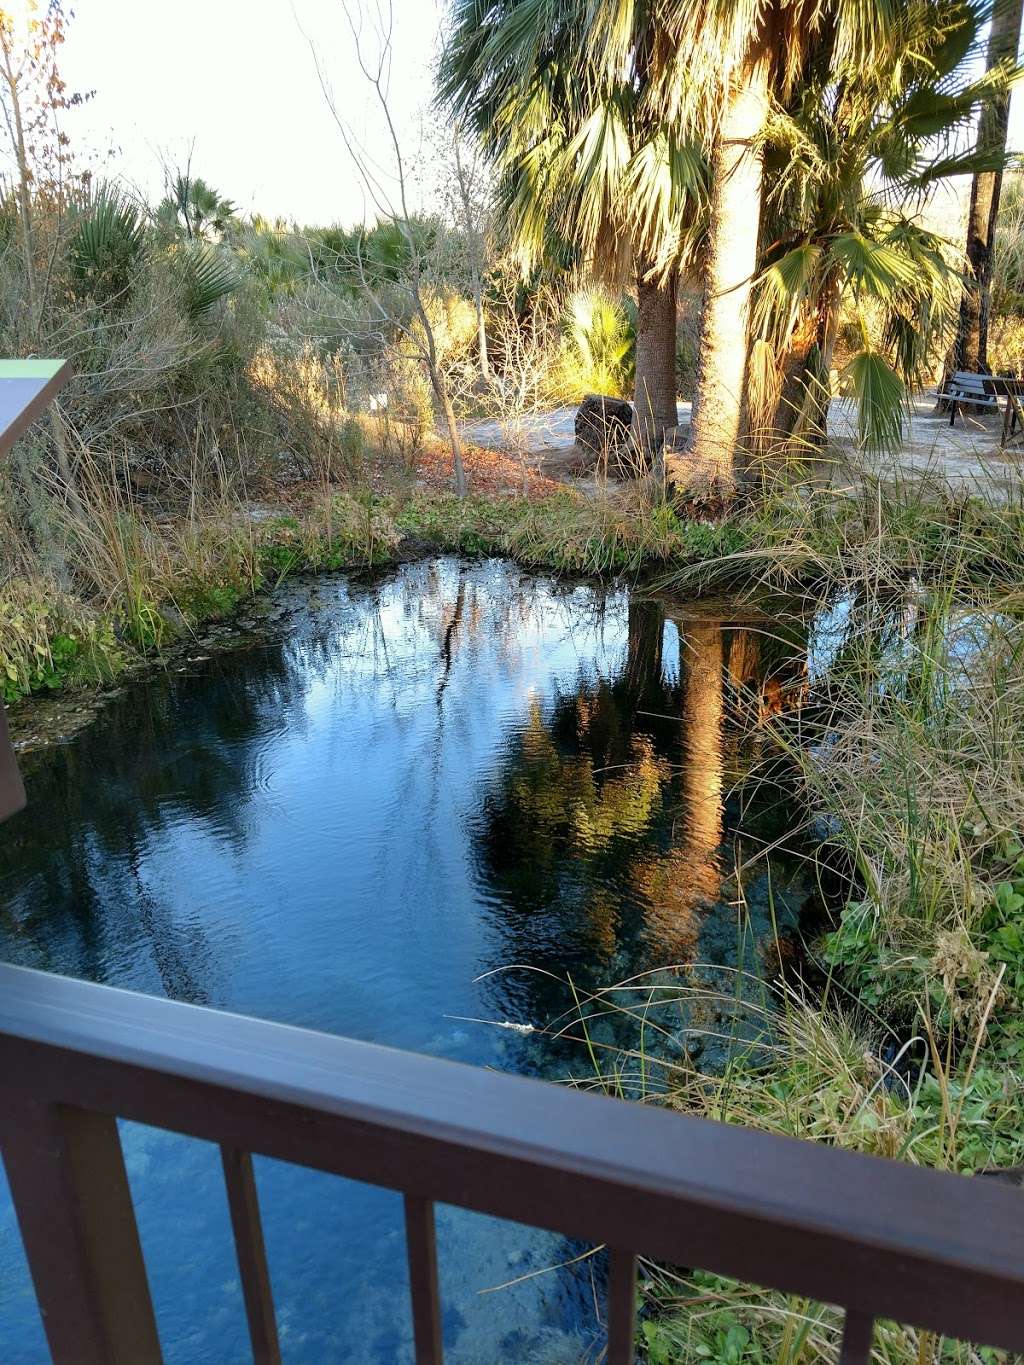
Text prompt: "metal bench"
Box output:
[[934, 371, 1001, 425]]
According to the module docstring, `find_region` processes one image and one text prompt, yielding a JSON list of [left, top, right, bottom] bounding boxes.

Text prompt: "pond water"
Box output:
[[0, 557, 812, 1363]]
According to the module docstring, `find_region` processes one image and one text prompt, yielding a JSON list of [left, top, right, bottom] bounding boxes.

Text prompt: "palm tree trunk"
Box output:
[[771, 269, 841, 451], [631, 262, 678, 454], [687, 60, 769, 482], [954, 0, 1024, 372], [771, 317, 818, 449], [624, 600, 665, 709]]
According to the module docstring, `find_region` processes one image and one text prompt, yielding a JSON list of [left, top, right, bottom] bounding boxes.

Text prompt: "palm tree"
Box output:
[[438, 1, 912, 479], [750, 0, 1001, 455], [954, 0, 1024, 372], [438, 1, 707, 453], [442, 0, 1002, 481], [157, 175, 237, 243], [654, 1, 928, 479], [645, 0, 1004, 471]]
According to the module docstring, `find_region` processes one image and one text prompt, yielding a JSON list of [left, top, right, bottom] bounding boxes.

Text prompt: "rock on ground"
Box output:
[[574, 395, 633, 458]]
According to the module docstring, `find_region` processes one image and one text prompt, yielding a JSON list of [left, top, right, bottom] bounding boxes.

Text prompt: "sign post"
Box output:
[[0, 358, 72, 823]]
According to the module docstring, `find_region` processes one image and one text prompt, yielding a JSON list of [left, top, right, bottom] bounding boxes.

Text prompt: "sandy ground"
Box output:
[[831, 394, 1024, 494], [463, 395, 1024, 496]]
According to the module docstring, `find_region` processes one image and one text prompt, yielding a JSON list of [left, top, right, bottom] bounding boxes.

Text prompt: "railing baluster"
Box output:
[[220, 1147, 281, 1365], [607, 1248, 638, 1364], [0, 1099, 161, 1365], [839, 1309, 875, 1363], [404, 1194, 444, 1364]]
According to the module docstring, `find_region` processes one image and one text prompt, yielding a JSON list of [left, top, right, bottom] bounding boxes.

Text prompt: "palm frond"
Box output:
[[177, 245, 239, 321], [751, 242, 823, 349], [829, 231, 921, 298], [69, 189, 146, 307], [842, 348, 906, 453]]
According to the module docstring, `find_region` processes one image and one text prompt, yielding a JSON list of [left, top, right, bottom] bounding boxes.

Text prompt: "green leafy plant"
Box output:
[[69, 189, 147, 306], [176, 244, 240, 321]]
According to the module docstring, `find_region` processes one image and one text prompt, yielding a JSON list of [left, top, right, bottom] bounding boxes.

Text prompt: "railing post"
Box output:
[[607, 1248, 638, 1364], [839, 1309, 875, 1364], [1, 1099, 161, 1365], [221, 1147, 281, 1365], [404, 1194, 444, 1364]]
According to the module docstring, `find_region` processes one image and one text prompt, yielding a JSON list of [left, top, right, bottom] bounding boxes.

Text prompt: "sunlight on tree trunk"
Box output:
[[634, 616, 724, 960], [955, 0, 1024, 372], [434, 367, 468, 497], [688, 61, 769, 482], [632, 264, 678, 453], [680, 618, 724, 868]]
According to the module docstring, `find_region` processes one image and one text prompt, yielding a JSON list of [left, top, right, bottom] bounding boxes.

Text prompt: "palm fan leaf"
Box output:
[[842, 349, 905, 453], [70, 190, 146, 306], [178, 245, 239, 320], [829, 231, 921, 298], [751, 242, 823, 349]]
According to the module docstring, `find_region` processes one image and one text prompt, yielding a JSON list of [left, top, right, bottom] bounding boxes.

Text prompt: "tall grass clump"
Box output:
[[545, 951, 1021, 1359], [665, 459, 1024, 599], [517, 508, 1024, 1360], [790, 581, 1024, 1072]]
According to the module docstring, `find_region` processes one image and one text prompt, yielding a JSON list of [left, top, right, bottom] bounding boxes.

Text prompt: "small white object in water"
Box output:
[[497, 1021, 535, 1035]]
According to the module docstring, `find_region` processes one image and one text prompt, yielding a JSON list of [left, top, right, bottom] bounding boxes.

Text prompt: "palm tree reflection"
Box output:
[[477, 604, 809, 1015], [632, 617, 725, 961]]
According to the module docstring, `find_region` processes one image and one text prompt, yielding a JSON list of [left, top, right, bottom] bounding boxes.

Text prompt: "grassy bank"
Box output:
[[1, 469, 752, 706], [560, 516, 1024, 1362], [9, 457, 1024, 706]]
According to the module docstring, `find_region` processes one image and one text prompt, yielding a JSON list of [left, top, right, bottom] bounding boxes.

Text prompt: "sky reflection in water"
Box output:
[[0, 557, 811, 1363]]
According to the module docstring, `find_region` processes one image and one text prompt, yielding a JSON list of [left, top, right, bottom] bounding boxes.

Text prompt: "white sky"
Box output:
[[15, 0, 1024, 232], [55, 0, 446, 226]]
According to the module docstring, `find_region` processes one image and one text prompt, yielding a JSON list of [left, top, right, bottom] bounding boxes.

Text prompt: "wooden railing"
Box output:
[[0, 962, 1022, 1365]]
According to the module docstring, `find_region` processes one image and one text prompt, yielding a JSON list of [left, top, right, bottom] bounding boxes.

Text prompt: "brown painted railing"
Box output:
[[1, 963, 1023, 1365]]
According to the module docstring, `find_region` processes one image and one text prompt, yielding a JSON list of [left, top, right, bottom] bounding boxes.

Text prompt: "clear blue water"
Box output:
[[0, 558, 810, 1363]]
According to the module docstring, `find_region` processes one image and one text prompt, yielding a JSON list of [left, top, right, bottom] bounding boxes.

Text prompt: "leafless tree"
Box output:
[[302, 0, 468, 496], [482, 272, 559, 492], [0, 1, 92, 509], [449, 125, 492, 381]]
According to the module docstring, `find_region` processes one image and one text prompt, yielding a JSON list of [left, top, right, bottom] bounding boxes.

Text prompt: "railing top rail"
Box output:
[[1, 961, 1023, 1352]]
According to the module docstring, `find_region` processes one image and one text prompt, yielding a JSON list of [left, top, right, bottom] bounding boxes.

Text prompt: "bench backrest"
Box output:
[[951, 371, 995, 395]]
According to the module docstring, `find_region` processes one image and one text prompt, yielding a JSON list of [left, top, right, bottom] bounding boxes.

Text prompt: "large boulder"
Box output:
[[574, 394, 633, 471]]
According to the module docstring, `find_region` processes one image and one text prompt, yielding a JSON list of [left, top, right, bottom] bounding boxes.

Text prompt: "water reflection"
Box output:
[[0, 558, 811, 1363], [473, 597, 810, 1050]]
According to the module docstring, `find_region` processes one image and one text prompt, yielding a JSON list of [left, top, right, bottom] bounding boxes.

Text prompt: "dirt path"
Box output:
[[464, 396, 1024, 496]]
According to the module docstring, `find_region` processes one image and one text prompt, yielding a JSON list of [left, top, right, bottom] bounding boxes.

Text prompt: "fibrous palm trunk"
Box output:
[[687, 60, 769, 482], [632, 262, 679, 455], [770, 268, 841, 453], [954, 0, 1024, 372]]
